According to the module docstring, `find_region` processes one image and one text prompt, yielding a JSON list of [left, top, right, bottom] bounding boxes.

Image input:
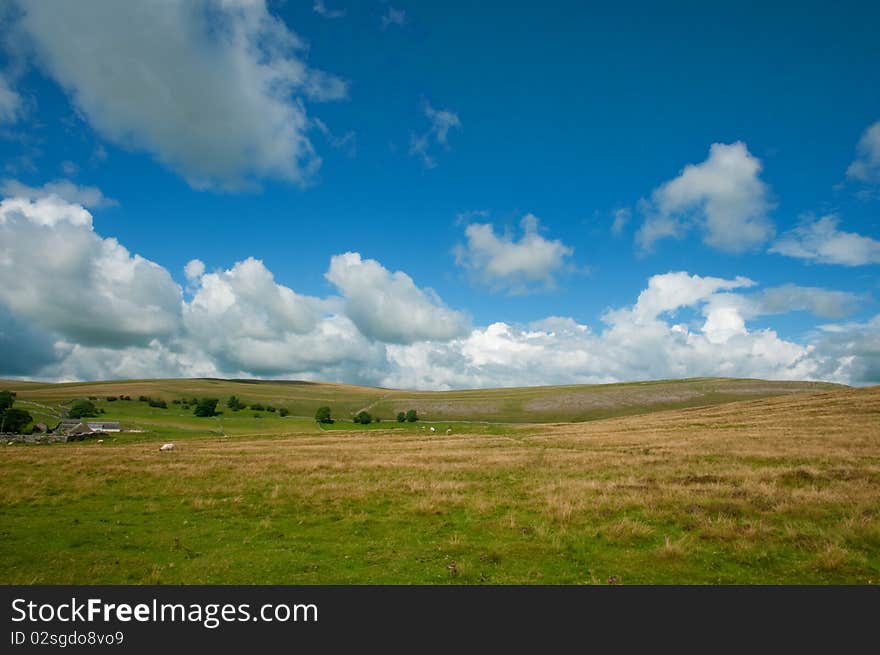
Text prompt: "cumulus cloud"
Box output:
[[409, 100, 461, 168], [0, 179, 117, 209], [0, 194, 183, 347], [846, 120, 880, 184], [637, 142, 775, 253], [384, 273, 866, 389], [0, 303, 62, 376], [182, 256, 388, 378], [812, 316, 880, 385], [325, 252, 469, 344], [12, 0, 347, 189], [770, 214, 880, 266], [455, 214, 575, 293], [626, 271, 755, 322], [184, 259, 206, 283], [0, 195, 875, 387]]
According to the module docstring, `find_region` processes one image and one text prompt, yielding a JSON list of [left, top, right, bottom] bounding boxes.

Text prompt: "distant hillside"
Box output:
[[1, 377, 845, 423]]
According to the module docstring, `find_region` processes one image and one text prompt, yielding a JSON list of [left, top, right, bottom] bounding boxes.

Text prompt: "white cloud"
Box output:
[[627, 271, 755, 322], [0, 194, 182, 347], [381, 7, 406, 29], [184, 259, 206, 283], [383, 274, 859, 389], [409, 100, 461, 168], [0, 72, 22, 123], [325, 252, 469, 344], [770, 214, 880, 266], [455, 214, 575, 293], [0, 179, 117, 209], [313, 1, 345, 19], [846, 120, 880, 184], [13, 0, 348, 189], [637, 142, 775, 253], [182, 256, 388, 378], [0, 200, 875, 387], [750, 284, 860, 319], [811, 315, 880, 385]]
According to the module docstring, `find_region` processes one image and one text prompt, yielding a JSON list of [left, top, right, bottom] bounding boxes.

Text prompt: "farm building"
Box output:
[[54, 420, 121, 436], [86, 421, 121, 432]]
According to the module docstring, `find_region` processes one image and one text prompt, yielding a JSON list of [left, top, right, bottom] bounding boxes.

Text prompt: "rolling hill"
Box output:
[[1, 376, 845, 424]]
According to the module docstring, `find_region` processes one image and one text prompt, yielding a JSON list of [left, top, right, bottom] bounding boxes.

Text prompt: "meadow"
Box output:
[[0, 378, 877, 584]]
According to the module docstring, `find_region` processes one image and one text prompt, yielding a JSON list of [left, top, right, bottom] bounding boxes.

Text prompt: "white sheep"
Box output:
[[159, 443, 175, 452], [429, 426, 436, 433], [446, 428, 452, 435], [97, 439, 104, 444]]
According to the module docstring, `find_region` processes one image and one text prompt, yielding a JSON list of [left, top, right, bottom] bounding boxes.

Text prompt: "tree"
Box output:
[[0, 390, 16, 412], [69, 400, 98, 419], [354, 410, 372, 424], [250, 402, 265, 411], [148, 398, 167, 409], [278, 408, 289, 417], [315, 406, 333, 424], [193, 398, 219, 417], [397, 412, 406, 423], [1, 408, 32, 433], [406, 409, 418, 423], [226, 395, 247, 411]]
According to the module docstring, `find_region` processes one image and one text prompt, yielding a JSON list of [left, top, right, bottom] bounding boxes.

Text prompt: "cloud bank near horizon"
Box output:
[[0, 189, 876, 388]]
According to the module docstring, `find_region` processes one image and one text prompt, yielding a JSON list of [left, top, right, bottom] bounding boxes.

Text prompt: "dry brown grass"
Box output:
[[0, 386, 877, 583]]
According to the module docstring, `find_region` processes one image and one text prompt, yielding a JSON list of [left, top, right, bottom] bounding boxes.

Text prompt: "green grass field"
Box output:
[[1, 377, 876, 584]]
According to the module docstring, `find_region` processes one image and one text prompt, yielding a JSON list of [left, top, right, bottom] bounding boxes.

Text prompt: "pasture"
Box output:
[[0, 378, 877, 584]]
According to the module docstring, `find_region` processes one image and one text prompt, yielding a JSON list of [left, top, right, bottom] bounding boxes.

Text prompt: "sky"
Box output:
[[0, 0, 878, 388]]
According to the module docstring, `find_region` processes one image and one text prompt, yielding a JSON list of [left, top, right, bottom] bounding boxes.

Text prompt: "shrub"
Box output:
[[1, 408, 31, 433], [226, 395, 247, 411], [354, 410, 372, 424], [266, 405, 276, 413], [315, 406, 333, 424], [69, 400, 98, 419], [397, 412, 406, 423], [406, 409, 418, 423], [250, 403, 265, 411], [193, 398, 219, 417], [106, 396, 118, 402], [138, 396, 149, 402], [148, 398, 167, 409], [0, 390, 14, 412], [278, 408, 289, 417]]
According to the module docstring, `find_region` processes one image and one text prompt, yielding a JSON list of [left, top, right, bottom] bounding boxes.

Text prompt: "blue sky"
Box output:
[[0, 0, 878, 387]]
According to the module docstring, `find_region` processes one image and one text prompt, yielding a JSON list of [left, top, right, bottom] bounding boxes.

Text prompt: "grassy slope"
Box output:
[[0, 386, 877, 584], [2, 376, 845, 424]]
